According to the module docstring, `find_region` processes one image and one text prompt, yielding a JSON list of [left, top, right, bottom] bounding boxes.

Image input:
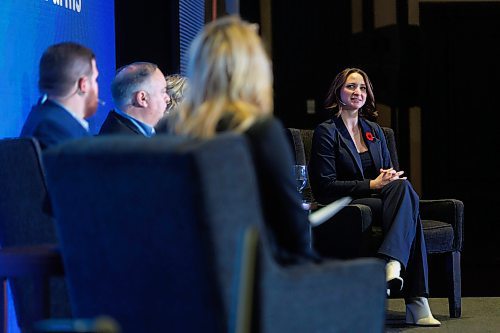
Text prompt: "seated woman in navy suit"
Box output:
[[173, 15, 318, 265], [309, 67, 440, 326]]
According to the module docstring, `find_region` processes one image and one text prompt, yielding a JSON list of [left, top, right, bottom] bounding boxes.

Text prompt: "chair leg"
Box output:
[[445, 251, 461, 318], [32, 276, 51, 323], [235, 226, 259, 333]]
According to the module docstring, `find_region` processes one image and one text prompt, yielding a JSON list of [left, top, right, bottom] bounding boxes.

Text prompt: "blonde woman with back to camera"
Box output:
[[174, 15, 319, 264]]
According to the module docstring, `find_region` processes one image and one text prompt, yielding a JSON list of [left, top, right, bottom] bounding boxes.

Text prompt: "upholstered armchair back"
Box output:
[[0, 138, 69, 329], [0, 138, 55, 247], [43, 132, 388, 332], [43, 133, 261, 332]]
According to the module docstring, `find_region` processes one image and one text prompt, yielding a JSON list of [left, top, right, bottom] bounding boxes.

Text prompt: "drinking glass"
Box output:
[[294, 164, 308, 195], [294, 164, 312, 245]]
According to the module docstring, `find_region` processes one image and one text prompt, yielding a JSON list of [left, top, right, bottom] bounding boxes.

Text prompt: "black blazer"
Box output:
[[99, 110, 144, 136], [243, 117, 317, 264], [309, 116, 392, 204], [20, 100, 90, 149]]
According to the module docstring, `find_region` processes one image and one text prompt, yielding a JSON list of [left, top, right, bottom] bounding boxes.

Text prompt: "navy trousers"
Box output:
[[352, 179, 428, 298]]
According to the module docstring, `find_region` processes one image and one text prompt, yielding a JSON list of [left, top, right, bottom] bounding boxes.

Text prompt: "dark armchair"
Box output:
[[0, 138, 68, 333], [43, 133, 386, 333], [286, 127, 464, 318]]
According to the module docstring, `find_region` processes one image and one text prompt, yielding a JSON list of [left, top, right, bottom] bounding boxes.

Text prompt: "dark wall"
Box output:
[[420, 2, 500, 296], [116, 0, 350, 130], [115, 1, 179, 74], [347, 24, 423, 173], [269, 1, 352, 129], [267, 1, 415, 172]]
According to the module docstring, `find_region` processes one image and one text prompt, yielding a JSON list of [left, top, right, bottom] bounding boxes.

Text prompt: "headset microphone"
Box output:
[[38, 94, 48, 105], [337, 94, 347, 106]]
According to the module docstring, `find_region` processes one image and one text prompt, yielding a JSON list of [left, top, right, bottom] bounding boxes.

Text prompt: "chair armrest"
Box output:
[[0, 244, 65, 331], [259, 257, 386, 333], [313, 204, 372, 231], [312, 204, 373, 259], [420, 199, 464, 251], [34, 316, 121, 332], [0, 244, 64, 277], [309, 197, 352, 227]]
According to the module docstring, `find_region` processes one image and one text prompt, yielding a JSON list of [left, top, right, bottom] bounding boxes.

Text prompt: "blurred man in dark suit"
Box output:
[[99, 62, 169, 137], [20, 42, 99, 149]]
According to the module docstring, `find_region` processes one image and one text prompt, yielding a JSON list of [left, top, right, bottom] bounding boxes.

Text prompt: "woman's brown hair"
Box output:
[[324, 67, 378, 121]]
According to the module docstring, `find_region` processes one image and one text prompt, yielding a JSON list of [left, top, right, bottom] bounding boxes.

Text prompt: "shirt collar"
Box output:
[[47, 98, 89, 131], [114, 108, 155, 137]]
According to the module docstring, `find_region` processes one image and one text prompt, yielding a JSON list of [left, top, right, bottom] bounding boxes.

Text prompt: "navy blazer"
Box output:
[[309, 116, 392, 204], [99, 110, 144, 136], [20, 100, 90, 150]]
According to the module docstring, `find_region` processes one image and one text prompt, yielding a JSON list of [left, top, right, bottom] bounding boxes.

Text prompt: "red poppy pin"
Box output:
[[365, 132, 374, 141]]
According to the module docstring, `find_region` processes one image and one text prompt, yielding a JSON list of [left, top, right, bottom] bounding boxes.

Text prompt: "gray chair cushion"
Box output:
[[422, 220, 454, 253]]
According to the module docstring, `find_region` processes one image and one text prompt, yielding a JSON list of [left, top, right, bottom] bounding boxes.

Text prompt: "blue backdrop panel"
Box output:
[[0, 0, 115, 137], [179, 0, 204, 75]]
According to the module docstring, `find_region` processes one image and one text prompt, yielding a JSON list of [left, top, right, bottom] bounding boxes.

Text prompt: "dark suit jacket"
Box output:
[[309, 116, 392, 204], [99, 110, 144, 136], [154, 114, 172, 134], [242, 117, 317, 264], [20, 100, 90, 149]]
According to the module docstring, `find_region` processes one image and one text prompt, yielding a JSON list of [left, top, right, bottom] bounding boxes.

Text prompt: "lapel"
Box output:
[[45, 100, 89, 135], [333, 117, 364, 176], [114, 111, 143, 135], [359, 118, 383, 171]]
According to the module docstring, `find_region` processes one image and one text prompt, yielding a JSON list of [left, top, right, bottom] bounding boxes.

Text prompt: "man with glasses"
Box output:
[[20, 42, 99, 149]]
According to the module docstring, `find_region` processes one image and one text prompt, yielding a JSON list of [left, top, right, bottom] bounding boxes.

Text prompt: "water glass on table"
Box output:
[[293, 164, 311, 211]]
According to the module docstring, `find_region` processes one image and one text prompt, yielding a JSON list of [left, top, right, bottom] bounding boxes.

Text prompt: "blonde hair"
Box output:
[[165, 74, 188, 114], [174, 15, 273, 138]]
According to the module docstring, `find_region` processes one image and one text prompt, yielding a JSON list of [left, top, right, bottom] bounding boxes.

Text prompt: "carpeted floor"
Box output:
[[386, 297, 500, 332]]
